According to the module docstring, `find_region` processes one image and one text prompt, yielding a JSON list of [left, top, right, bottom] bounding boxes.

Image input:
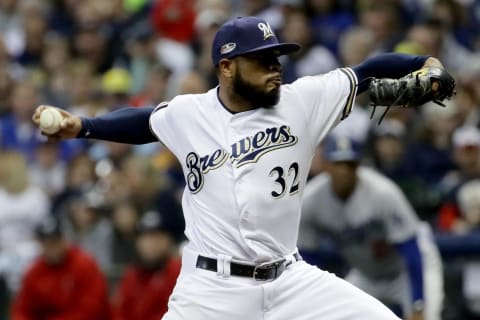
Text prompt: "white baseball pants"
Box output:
[[162, 246, 400, 320]]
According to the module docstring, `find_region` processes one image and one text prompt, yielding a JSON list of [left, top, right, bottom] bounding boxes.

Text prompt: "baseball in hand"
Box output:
[[39, 107, 63, 134]]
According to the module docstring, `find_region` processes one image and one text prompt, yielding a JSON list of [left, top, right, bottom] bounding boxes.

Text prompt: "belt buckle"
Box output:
[[253, 258, 286, 281]]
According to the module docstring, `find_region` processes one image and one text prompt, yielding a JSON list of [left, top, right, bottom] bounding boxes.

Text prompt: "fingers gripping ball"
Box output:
[[39, 108, 63, 135], [368, 67, 456, 123]]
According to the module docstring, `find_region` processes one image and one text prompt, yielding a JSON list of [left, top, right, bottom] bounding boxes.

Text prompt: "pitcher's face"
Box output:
[[231, 50, 283, 108]]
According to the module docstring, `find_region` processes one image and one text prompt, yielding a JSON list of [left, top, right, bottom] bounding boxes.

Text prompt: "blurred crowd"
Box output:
[[0, 0, 480, 319]]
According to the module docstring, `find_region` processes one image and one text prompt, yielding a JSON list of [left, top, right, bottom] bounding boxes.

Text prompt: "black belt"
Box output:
[[195, 253, 302, 281]]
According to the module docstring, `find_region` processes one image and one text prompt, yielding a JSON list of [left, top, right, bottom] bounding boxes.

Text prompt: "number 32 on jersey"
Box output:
[[269, 162, 300, 198]]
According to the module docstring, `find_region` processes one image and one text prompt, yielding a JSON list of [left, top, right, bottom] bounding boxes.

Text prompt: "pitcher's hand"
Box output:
[[32, 105, 82, 141]]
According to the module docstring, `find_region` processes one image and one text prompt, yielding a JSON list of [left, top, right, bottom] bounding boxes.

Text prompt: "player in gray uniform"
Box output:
[[32, 16, 452, 320], [300, 136, 443, 320]]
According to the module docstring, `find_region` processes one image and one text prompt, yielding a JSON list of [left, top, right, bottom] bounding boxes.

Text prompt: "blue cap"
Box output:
[[211, 16, 301, 66], [36, 216, 63, 239], [137, 211, 170, 234], [323, 136, 362, 162]]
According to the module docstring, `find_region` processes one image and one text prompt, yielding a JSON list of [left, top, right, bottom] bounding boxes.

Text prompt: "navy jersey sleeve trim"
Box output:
[[395, 236, 424, 303], [148, 102, 169, 147], [339, 67, 358, 120], [153, 101, 169, 113], [77, 107, 157, 144]]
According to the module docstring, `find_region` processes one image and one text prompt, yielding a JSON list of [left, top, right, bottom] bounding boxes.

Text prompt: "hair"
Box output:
[[0, 151, 29, 194], [338, 26, 375, 65], [434, 0, 468, 28]]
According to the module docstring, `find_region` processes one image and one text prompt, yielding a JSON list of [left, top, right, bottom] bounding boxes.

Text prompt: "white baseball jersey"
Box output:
[[299, 167, 419, 279], [149, 68, 357, 262]]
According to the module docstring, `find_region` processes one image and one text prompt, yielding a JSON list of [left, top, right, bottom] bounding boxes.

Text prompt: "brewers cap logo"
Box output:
[[257, 22, 275, 40]]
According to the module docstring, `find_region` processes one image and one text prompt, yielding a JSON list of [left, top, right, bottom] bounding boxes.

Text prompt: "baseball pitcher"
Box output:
[[32, 16, 454, 320]]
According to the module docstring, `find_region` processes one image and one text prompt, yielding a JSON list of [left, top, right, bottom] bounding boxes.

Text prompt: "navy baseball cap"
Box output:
[[211, 16, 301, 66], [137, 211, 170, 235], [35, 216, 63, 239], [323, 136, 363, 162]]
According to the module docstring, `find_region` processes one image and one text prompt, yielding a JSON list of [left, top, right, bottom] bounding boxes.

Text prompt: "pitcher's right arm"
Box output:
[[32, 105, 157, 145]]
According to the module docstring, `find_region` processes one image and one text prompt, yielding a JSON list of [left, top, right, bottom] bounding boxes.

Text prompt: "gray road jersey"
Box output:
[[300, 167, 419, 279]]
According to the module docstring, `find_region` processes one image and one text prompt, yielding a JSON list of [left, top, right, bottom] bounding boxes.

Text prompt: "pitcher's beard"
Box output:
[[233, 71, 280, 108]]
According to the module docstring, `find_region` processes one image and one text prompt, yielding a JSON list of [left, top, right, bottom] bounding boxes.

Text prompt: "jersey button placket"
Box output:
[[228, 117, 252, 238], [228, 117, 244, 184], [228, 118, 244, 204]]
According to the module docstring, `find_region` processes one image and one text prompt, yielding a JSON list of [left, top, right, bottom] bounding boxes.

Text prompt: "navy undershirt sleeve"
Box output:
[[394, 237, 424, 303], [351, 53, 430, 92], [77, 107, 157, 144]]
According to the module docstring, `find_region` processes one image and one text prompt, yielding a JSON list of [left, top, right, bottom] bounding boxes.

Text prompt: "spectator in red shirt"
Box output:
[[150, 0, 196, 43], [112, 210, 181, 320], [11, 216, 111, 320]]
